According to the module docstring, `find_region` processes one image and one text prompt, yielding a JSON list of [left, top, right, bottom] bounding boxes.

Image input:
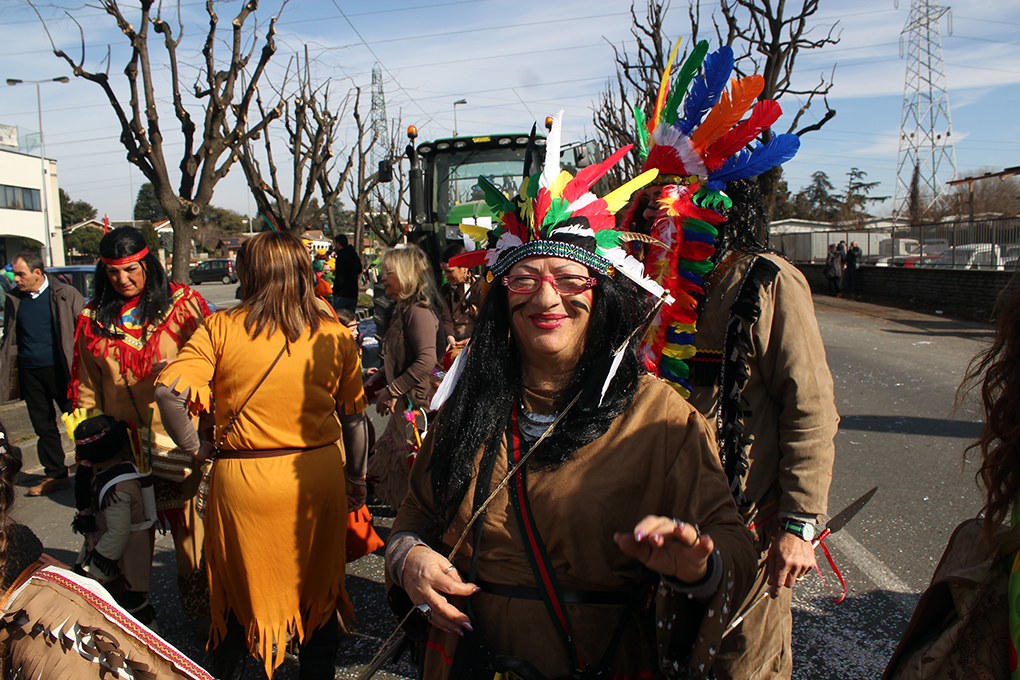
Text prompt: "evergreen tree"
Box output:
[[59, 189, 97, 228], [134, 183, 167, 223]]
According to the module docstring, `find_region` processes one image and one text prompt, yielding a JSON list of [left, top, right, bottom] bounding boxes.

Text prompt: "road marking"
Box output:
[[827, 530, 920, 615]]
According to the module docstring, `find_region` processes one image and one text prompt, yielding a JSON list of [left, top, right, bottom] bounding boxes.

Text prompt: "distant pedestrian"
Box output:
[[824, 244, 842, 296], [844, 240, 862, 296], [331, 234, 362, 315], [438, 243, 483, 358], [0, 250, 84, 496]]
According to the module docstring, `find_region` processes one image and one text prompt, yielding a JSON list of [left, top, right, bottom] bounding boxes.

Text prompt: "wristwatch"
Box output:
[[780, 518, 816, 542]]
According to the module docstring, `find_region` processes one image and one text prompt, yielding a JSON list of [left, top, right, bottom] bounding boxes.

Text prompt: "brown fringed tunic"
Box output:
[[392, 374, 756, 678]]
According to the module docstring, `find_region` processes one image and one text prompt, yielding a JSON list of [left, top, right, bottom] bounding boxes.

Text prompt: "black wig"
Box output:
[[423, 267, 651, 539], [91, 227, 171, 337]]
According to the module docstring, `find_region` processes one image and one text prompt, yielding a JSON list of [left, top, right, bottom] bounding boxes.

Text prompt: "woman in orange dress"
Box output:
[[69, 226, 211, 631], [154, 231, 368, 680]]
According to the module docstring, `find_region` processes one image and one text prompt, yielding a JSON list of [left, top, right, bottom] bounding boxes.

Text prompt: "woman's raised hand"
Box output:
[[614, 515, 714, 584], [402, 545, 479, 636]]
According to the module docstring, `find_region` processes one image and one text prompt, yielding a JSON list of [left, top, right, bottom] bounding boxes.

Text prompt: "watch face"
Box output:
[[801, 523, 815, 542]]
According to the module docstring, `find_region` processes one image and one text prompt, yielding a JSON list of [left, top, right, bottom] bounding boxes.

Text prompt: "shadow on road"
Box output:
[[839, 414, 982, 439]]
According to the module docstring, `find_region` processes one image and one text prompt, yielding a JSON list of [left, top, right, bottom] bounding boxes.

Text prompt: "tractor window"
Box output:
[[431, 146, 542, 226]]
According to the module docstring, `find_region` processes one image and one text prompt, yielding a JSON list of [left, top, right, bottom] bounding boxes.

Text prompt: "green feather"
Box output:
[[695, 188, 732, 210], [594, 230, 622, 250], [660, 355, 690, 379], [542, 197, 572, 231], [682, 218, 719, 237], [527, 173, 540, 199], [478, 175, 516, 214], [634, 106, 649, 159], [664, 40, 709, 127], [677, 258, 714, 275]]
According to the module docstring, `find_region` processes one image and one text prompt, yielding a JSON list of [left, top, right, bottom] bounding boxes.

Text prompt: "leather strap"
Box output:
[[508, 405, 586, 673], [216, 446, 314, 460], [476, 580, 633, 606], [213, 342, 288, 457]]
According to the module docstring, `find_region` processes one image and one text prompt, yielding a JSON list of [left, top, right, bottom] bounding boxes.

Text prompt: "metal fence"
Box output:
[[769, 217, 1020, 269]]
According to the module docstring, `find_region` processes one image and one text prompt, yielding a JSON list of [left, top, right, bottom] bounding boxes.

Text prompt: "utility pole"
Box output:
[[893, 0, 957, 219]]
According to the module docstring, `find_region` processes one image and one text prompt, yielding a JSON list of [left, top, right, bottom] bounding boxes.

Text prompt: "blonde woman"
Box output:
[[365, 244, 445, 509]]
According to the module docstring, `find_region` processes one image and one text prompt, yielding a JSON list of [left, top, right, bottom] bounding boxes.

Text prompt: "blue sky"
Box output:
[[1, 0, 1017, 221]]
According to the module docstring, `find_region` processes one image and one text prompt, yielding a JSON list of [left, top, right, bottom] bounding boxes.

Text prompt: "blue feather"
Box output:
[[682, 229, 716, 245], [676, 46, 734, 136], [708, 133, 801, 184]]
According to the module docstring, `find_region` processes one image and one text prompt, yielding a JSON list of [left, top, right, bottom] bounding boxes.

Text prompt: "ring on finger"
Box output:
[[671, 519, 702, 547], [416, 603, 432, 621], [443, 565, 456, 574]]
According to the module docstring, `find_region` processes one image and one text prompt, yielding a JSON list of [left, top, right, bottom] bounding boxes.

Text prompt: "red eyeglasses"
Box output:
[[501, 274, 598, 294]]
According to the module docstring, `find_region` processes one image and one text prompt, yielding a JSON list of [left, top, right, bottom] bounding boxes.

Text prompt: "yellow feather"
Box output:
[[663, 343, 697, 360], [649, 37, 682, 134], [551, 170, 573, 198], [690, 74, 764, 152], [603, 169, 660, 214], [459, 223, 491, 243]]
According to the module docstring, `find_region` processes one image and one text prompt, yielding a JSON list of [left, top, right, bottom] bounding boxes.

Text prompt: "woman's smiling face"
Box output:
[[506, 256, 593, 369]]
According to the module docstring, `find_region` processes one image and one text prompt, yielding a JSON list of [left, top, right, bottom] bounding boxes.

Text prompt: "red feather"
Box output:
[[563, 145, 633, 204], [502, 213, 529, 241], [678, 240, 715, 261], [703, 100, 782, 171], [532, 188, 552, 236], [644, 145, 688, 176], [449, 250, 491, 269]]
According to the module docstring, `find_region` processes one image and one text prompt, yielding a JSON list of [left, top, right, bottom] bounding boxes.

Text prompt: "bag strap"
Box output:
[[213, 342, 288, 456], [507, 403, 587, 674]]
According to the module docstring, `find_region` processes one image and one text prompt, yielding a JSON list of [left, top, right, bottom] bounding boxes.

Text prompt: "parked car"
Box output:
[[902, 255, 943, 268], [189, 259, 237, 285], [48, 265, 96, 299], [931, 244, 1004, 270]]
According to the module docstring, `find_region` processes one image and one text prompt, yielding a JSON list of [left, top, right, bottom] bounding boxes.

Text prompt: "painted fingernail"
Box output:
[[635, 530, 645, 541], [472, 586, 481, 594], [455, 628, 464, 637], [463, 622, 473, 632]]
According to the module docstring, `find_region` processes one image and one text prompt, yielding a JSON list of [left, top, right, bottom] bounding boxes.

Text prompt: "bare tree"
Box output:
[[346, 88, 406, 250], [236, 48, 354, 234], [35, 0, 285, 281], [715, 0, 840, 214], [593, 0, 840, 216]]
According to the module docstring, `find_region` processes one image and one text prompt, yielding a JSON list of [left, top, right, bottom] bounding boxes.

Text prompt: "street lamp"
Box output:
[[453, 99, 467, 137], [6, 76, 70, 267]]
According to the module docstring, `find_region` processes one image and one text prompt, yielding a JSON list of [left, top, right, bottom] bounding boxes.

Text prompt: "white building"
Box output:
[[0, 145, 66, 267]]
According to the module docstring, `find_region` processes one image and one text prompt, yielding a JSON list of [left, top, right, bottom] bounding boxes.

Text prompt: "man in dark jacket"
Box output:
[[0, 250, 85, 495], [331, 234, 362, 315]]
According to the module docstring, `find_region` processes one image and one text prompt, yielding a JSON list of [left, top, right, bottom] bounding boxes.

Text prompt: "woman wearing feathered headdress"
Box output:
[[383, 113, 755, 678]]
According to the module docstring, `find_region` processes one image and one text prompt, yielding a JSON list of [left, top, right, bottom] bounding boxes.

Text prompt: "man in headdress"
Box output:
[[627, 40, 839, 678]]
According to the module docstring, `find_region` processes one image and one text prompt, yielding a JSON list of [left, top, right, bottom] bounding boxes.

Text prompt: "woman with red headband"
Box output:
[[69, 226, 212, 635]]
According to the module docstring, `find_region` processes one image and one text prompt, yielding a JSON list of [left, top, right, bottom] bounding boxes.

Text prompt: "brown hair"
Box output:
[[232, 231, 333, 343], [961, 281, 1020, 537], [380, 244, 442, 309]]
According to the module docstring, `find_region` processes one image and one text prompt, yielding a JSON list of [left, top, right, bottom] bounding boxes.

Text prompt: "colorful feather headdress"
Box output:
[[632, 39, 801, 398], [450, 111, 670, 303]]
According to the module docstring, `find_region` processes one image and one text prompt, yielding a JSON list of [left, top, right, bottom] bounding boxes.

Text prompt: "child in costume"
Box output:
[[73, 414, 160, 630]]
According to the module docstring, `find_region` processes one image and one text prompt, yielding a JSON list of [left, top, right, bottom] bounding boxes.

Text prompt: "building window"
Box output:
[[0, 184, 41, 212]]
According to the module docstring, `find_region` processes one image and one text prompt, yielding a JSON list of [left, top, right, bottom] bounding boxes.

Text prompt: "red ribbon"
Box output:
[[101, 247, 149, 266]]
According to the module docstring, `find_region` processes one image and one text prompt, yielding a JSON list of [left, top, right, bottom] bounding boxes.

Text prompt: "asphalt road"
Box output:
[[3, 293, 995, 679]]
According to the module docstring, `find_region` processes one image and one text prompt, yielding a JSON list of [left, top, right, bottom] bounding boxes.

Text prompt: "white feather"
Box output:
[[566, 193, 598, 213], [652, 125, 708, 177], [550, 224, 595, 239], [599, 347, 626, 407], [540, 109, 564, 189], [602, 248, 675, 304], [487, 232, 524, 267], [431, 344, 469, 411]]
